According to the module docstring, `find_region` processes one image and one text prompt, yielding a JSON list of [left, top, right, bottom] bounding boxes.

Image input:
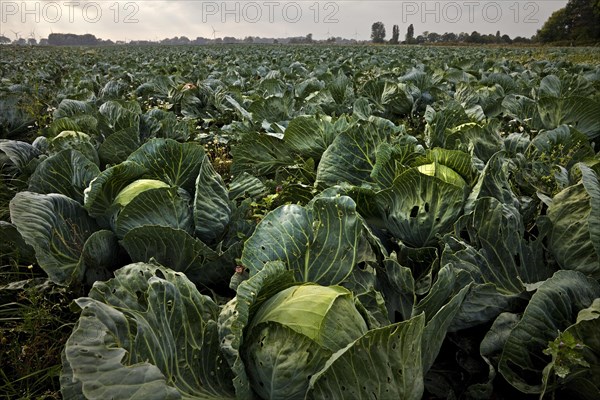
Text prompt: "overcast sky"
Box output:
[[1, 1, 568, 41]]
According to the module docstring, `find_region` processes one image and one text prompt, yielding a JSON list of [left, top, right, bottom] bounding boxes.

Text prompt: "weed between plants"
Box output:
[[0, 264, 80, 400]]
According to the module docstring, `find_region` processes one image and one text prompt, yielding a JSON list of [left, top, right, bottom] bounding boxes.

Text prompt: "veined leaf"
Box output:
[[241, 196, 363, 285], [62, 263, 235, 399], [306, 313, 426, 400], [10, 192, 99, 284], [28, 149, 100, 203]]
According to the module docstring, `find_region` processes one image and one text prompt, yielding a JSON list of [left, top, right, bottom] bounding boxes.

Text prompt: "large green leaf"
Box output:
[[230, 132, 294, 177], [544, 299, 600, 399], [10, 192, 99, 284], [547, 165, 600, 278], [454, 197, 551, 293], [421, 274, 471, 373], [444, 122, 504, 163], [283, 115, 337, 160], [244, 321, 332, 400], [99, 100, 141, 132], [306, 313, 425, 400], [127, 138, 206, 194], [316, 120, 397, 187], [424, 102, 473, 148], [115, 187, 193, 238], [501, 94, 544, 129], [98, 127, 141, 166], [218, 261, 296, 399], [49, 131, 99, 166], [61, 263, 235, 399], [0, 139, 41, 173], [76, 229, 121, 285], [376, 168, 466, 248], [360, 79, 413, 117], [194, 156, 231, 244], [538, 96, 600, 140], [499, 270, 600, 394], [241, 196, 363, 285], [83, 160, 147, 224], [28, 149, 100, 203], [122, 226, 236, 289]]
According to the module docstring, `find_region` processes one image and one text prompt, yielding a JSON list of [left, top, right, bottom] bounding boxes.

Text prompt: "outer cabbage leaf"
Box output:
[[453, 197, 552, 294], [499, 270, 600, 394], [424, 102, 473, 148], [283, 115, 338, 160], [240, 196, 363, 285], [61, 263, 235, 399], [0, 139, 41, 173], [122, 226, 237, 289], [306, 313, 425, 400], [194, 156, 231, 244], [76, 229, 121, 285], [98, 127, 141, 166], [230, 132, 294, 177], [127, 138, 206, 194], [218, 261, 296, 399], [83, 160, 147, 224], [49, 131, 99, 166], [376, 168, 466, 248], [547, 165, 600, 278], [28, 149, 100, 203], [316, 120, 399, 188], [10, 192, 99, 284], [115, 187, 193, 238], [538, 96, 600, 140]]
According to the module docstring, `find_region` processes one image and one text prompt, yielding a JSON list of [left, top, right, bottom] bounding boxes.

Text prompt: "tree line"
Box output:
[[370, 22, 530, 45], [371, 0, 599, 45]]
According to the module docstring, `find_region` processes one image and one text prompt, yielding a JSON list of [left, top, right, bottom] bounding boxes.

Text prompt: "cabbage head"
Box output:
[[113, 179, 169, 208], [243, 284, 367, 400]]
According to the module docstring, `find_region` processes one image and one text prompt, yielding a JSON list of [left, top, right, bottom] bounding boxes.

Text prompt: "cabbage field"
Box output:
[[1, 44, 600, 399]]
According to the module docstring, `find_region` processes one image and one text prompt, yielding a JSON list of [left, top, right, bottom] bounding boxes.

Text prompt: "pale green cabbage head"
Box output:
[[113, 179, 169, 208], [244, 284, 367, 399]]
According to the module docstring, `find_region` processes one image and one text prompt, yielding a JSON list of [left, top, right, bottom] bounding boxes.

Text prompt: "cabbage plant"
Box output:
[[244, 284, 368, 399]]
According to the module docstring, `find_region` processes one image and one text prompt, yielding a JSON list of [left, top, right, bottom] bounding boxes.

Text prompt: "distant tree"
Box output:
[[0, 35, 10, 44], [390, 24, 399, 44], [467, 31, 482, 43], [537, 0, 600, 42], [244, 36, 254, 43], [48, 33, 98, 46], [405, 23, 415, 43], [428, 32, 440, 43], [305, 33, 313, 43], [537, 8, 569, 42], [442, 32, 457, 42], [27, 38, 37, 45], [371, 21, 386, 43], [501, 34, 513, 44], [513, 36, 531, 43]]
